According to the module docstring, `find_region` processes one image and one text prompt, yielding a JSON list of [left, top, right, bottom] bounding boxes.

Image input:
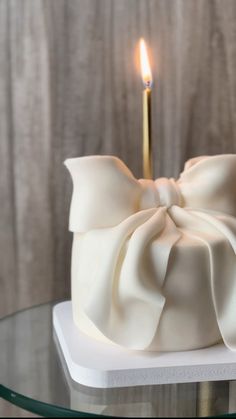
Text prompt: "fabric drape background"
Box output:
[[1, 0, 236, 325]]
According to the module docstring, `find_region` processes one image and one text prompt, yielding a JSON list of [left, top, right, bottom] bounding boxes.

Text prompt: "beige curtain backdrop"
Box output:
[[1, 0, 236, 319]]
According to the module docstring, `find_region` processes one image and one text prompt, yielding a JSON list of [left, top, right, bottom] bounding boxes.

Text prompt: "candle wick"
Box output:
[[145, 80, 152, 89]]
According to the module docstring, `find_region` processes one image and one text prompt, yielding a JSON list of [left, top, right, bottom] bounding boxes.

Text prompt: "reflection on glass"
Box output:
[[53, 323, 231, 418], [0, 302, 235, 418]]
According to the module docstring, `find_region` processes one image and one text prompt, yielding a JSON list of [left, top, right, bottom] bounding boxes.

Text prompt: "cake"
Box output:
[[65, 154, 236, 352]]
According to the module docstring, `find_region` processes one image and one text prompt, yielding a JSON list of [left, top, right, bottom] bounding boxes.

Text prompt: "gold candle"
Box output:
[[140, 39, 153, 179]]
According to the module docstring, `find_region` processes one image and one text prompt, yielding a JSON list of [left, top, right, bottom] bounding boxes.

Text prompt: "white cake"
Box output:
[[65, 154, 236, 352]]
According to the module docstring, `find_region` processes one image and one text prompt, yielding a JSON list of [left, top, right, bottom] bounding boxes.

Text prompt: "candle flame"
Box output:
[[140, 38, 152, 89]]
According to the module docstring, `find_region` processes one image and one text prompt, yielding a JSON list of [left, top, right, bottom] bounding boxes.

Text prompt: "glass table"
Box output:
[[0, 302, 236, 418]]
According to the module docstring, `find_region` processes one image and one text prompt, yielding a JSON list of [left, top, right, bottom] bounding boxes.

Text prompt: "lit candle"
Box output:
[[140, 38, 153, 179]]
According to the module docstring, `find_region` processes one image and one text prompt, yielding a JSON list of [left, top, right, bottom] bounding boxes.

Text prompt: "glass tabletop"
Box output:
[[0, 302, 236, 418]]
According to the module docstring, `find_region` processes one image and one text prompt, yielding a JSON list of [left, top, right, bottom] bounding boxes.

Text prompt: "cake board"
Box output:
[[53, 301, 236, 389]]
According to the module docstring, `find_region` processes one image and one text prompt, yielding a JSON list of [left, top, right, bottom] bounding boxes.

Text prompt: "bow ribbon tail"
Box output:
[[116, 207, 181, 350], [74, 207, 180, 350], [189, 210, 236, 351], [170, 206, 236, 351]]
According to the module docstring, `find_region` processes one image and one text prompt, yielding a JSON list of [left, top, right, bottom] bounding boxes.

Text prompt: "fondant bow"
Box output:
[[65, 154, 236, 232], [65, 155, 236, 351]]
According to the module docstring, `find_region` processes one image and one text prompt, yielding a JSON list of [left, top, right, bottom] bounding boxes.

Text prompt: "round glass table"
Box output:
[[0, 301, 236, 418]]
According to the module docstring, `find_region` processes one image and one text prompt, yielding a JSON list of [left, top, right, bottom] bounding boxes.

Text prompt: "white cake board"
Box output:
[[53, 301, 236, 389]]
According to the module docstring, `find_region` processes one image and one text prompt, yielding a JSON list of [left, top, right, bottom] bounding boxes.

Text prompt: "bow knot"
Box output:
[[139, 177, 182, 209]]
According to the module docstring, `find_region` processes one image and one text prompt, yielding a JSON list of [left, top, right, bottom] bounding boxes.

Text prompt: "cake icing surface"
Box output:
[[65, 154, 236, 352]]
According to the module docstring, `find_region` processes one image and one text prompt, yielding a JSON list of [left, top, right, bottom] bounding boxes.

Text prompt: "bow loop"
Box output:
[[179, 154, 236, 216], [64, 156, 141, 232]]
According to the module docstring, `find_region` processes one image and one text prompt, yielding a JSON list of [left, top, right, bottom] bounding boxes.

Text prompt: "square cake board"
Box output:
[[53, 301, 236, 389]]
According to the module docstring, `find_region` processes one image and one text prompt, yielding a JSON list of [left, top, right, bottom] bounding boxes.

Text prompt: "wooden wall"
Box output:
[[1, 0, 236, 317]]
